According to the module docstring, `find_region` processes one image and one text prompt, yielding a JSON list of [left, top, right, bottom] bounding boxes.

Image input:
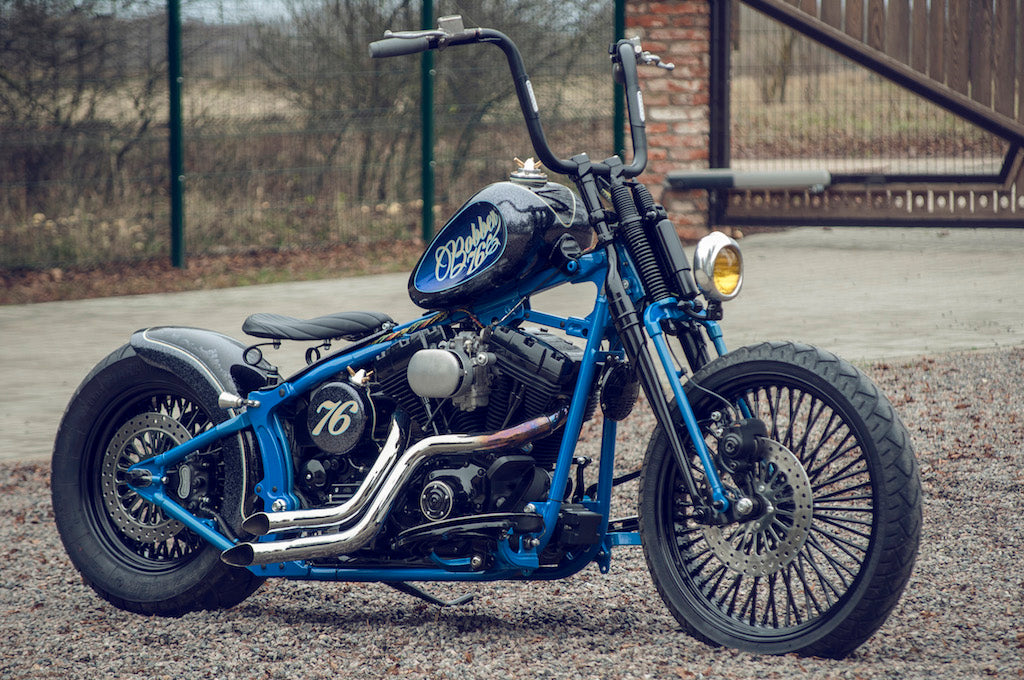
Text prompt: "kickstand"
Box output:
[[387, 582, 476, 608]]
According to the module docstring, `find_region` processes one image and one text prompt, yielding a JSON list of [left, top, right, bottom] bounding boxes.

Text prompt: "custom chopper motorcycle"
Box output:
[[52, 17, 921, 658]]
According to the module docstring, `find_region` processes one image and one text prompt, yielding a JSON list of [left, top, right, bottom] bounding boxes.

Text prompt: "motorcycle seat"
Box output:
[[242, 311, 394, 342]]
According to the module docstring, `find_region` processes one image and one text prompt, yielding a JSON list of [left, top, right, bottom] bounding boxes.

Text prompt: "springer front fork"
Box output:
[[603, 245, 733, 519], [572, 158, 736, 522]]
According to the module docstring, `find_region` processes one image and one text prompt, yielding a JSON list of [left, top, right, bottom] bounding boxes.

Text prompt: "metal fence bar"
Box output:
[[420, 0, 435, 243], [168, 0, 185, 268]]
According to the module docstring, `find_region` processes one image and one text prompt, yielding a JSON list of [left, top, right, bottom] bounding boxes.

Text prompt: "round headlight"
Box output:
[[693, 231, 743, 301]]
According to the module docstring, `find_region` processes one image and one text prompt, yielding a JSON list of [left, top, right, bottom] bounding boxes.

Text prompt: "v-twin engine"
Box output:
[[374, 324, 587, 464], [244, 323, 595, 567]]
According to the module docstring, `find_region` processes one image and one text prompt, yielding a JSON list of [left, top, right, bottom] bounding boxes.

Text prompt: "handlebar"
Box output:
[[369, 19, 649, 180]]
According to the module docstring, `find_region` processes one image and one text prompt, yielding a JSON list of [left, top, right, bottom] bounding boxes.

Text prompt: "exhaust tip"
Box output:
[[241, 513, 271, 536], [221, 543, 255, 568]]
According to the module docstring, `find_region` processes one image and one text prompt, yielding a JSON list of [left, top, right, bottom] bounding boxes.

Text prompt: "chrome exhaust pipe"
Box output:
[[241, 417, 406, 536], [221, 409, 566, 568]]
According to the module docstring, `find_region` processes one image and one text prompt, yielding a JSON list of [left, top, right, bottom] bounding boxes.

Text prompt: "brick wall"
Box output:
[[627, 0, 711, 239]]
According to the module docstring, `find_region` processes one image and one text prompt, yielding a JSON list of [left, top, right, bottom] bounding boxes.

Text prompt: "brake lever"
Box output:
[[384, 29, 446, 40], [384, 15, 474, 49], [621, 36, 674, 71]]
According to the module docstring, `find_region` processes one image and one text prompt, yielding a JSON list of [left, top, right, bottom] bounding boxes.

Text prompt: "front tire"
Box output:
[[639, 342, 921, 657], [52, 346, 264, 616]]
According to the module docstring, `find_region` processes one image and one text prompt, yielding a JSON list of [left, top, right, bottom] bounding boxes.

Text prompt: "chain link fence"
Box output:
[[1, 0, 613, 270]]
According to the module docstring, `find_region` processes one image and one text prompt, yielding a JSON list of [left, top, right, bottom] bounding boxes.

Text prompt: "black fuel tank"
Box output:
[[408, 181, 591, 310]]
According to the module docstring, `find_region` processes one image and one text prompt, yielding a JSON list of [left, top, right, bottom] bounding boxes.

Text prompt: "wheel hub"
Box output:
[[702, 440, 813, 577], [101, 412, 190, 543]]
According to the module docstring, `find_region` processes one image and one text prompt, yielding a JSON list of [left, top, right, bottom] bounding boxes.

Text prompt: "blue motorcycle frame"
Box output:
[[123, 28, 736, 584], [126, 242, 729, 583]]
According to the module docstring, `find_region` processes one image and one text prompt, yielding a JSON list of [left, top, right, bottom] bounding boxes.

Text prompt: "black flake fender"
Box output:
[[130, 326, 275, 408]]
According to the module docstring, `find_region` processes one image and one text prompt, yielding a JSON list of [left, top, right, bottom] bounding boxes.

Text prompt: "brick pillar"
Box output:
[[627, 0, 711, 240]]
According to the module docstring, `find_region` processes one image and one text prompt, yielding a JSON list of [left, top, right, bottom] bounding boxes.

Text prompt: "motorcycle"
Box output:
[[52, 16, 921, 658]]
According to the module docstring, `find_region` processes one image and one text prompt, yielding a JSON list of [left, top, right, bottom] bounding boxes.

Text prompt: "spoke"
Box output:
[[798, 552, 840, 609], [809, 524, 869, 559], [792, 397, 828, 460], [806, 434, 861, 485], [782, 389, 806, 450], [814, 503, 874, 513], [790, 557, 825, 617], [719, 573, 744, 614], [698, 562, 730, 599], [740, 575, 760, 624], [766, 387, 783, 441], [810, 454, 867, 490], [780, 566, 802, 626], [801, 412, 848, 472], [800, 547, 845, 604], [813, 478, 872, 499], [763, 572, 780, 627], [814, 513, 873, 536], [806, 533, 860, 582], [689, 548, 719, 580]]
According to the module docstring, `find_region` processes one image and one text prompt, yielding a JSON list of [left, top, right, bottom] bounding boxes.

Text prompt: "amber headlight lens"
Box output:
[[693, 231, 744, 301]]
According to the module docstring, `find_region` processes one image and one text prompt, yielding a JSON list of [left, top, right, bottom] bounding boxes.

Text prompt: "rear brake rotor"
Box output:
[[101, 412, 190, 543]]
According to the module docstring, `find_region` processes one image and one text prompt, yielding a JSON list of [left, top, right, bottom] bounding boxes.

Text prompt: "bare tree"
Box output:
[[0, 1, 167, 211], [250, 0, 421, 202], [432, 0, 610, 198], [250, 0, 610, 205]]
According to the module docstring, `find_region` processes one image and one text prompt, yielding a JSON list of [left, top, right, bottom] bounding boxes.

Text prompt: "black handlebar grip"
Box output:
[[369, 36, 431, 58]]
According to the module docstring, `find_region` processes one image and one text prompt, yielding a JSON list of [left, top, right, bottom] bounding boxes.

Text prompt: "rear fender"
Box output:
[[129, 326, 276, 410]]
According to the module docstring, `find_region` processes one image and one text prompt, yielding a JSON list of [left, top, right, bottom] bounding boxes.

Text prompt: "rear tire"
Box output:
[[52, 346, 264, 616], [639, 342, 921, 657]]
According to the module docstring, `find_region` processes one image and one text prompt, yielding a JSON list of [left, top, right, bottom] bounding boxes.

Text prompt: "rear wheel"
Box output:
[[639, 342, 921, 657], [52, 346, 264, 615]]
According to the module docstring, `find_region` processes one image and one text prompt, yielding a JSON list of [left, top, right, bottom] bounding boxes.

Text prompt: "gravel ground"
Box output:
[[2, 347, 1022, 680]]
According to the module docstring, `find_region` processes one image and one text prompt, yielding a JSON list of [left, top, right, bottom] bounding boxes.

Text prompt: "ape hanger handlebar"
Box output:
[[370, 15, 658, 180]]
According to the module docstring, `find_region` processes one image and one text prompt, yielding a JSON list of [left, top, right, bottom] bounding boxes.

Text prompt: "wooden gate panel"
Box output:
[[845, 0, 863, 40], [969, 0, 993, 106], [715, 0, 1024, 226], [993, 0, 1017, 118]]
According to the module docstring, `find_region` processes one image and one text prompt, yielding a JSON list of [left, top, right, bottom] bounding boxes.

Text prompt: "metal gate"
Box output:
[[708, 0, 1024, 226]]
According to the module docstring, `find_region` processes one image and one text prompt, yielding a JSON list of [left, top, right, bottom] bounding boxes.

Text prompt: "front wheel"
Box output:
[[639, 342, 921, 658]]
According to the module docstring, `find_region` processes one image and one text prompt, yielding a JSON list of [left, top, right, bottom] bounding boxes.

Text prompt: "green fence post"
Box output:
[[168, 0, 185, 268], [613, 0, 626, 162], [421, 0, 435, 243]]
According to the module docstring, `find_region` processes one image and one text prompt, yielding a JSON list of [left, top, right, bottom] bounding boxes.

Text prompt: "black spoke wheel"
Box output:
[[639, 342, 921, 658], [52, 346, 264, 615]]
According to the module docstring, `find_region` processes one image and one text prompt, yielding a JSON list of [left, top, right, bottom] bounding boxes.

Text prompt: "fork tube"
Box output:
[[645, 306, 728, 508]]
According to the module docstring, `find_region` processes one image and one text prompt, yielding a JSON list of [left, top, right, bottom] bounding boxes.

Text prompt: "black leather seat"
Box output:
[[242, 311, 394, 342]]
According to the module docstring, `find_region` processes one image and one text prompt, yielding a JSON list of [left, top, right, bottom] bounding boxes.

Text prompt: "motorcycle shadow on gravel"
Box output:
[[238, 574, 666, 638]]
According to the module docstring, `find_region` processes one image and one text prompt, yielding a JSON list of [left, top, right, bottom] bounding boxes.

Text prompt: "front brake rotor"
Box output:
[[701, 440, 814, 577]]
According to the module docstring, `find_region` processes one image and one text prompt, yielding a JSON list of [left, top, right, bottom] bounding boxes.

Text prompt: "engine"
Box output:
[[285, 322, 594, 561], [373, 323, 585, 458]]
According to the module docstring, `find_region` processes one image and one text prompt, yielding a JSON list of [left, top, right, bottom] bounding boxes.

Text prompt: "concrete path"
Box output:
[[3, 226, 1023, 463]]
